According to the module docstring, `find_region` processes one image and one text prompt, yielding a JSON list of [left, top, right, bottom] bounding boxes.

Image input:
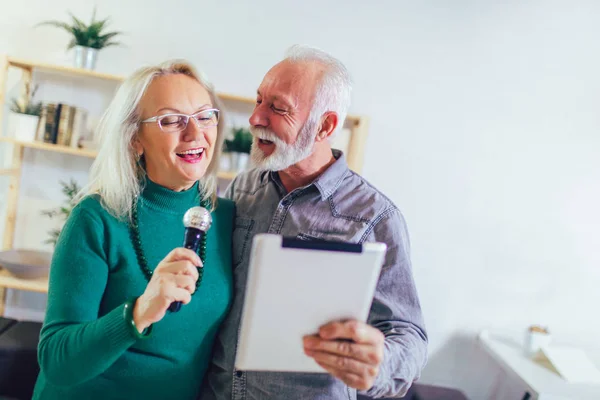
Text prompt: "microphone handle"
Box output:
[[168, 227, 204, 313]]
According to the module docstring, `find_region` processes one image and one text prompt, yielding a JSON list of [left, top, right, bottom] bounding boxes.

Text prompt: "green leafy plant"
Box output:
[[10, 84, 42, 116], [41, 179, 82, 246], [37, 8, 122, 49], [224, 128, 253, 154]]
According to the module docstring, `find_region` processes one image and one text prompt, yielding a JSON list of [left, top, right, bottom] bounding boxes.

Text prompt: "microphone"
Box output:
[[168, 206, 212, 313]]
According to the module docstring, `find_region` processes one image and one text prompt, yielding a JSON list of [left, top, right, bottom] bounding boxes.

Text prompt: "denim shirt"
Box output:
[[201, 150, 428, 400]]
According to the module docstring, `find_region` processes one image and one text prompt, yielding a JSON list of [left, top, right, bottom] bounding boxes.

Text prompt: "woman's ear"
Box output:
[[132, 136, 144, 158]]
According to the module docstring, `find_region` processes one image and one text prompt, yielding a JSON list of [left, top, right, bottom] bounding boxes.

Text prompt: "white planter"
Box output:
[[230, 152, 249, 172], [74, 46, 98, 70], [523, 327, 552, 357], [8, 112, 40, 142], [219, 152, 231, 172]]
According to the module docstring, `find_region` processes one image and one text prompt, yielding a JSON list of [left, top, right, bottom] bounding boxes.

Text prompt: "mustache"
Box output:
[[249, 126, 285, 145]]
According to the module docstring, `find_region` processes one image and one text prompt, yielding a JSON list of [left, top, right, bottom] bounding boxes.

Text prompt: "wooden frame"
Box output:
[[0, 55, 370, 308]]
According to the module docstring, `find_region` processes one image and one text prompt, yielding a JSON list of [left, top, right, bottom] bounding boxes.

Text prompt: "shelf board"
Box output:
[[0, 269, 48, 293], [0, 137, 238, 179], [0, 137, 97, 158], [0, 168, 19, 176], [7, 57, 256, 105], [9, 57, 124, 82], [6, 56, 361, 125], [217, 171, 237, 180]]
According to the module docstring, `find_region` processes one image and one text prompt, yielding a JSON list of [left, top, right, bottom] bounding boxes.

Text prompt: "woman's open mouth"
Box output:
[[176, 148, 205, 163]]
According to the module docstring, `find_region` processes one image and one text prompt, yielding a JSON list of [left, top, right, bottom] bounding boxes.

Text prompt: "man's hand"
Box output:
[[303, 320, 385, 391]]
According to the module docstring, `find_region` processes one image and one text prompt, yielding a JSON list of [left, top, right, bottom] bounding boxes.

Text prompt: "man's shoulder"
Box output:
[[229, 168, 270, 196], [333, 170, 400, 223]]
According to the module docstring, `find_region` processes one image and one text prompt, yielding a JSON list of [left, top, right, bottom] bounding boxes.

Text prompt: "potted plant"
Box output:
[[37, 9, 122, 70], [8, 84, 43, 142], [41, 179, 82, 247], [224, 128, 253, 172]]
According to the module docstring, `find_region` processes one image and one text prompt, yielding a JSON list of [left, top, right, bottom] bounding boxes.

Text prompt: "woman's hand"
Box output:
[[132, 248, 201, 332]]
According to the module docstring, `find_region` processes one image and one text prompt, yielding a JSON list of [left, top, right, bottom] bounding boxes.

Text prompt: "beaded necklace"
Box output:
[[129, 196, 211, 292]]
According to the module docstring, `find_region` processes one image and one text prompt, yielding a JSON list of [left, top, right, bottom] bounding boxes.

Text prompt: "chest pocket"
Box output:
[[232, 217, 254, 267]]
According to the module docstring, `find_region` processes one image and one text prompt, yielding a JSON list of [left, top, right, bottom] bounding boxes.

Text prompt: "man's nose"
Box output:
[[249, 105, 268, 127]]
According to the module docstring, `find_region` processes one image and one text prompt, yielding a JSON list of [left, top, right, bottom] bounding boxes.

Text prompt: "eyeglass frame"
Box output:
[[140, 108, 220, 132]]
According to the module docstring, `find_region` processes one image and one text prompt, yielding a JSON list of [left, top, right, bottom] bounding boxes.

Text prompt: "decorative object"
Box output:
[[224, 127, 252, 172], [524, 325, 552, 357], [0, 249, 52, 279], [41, 179, 82, 246], [37, 8, 122, 70], [8, 84, 42, 142]]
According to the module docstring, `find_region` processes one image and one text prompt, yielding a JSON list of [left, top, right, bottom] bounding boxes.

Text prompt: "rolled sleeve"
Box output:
[[360, 208, 428, 398]]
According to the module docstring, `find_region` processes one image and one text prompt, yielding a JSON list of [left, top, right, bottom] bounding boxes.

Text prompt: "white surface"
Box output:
[[235, 234, 386, 373], [479, 330, 600, 400], [542, 347, 600, 385], [1, 2, 600, 398]]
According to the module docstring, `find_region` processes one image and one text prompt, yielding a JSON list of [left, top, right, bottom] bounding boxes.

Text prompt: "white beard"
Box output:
[[249, 118, 317, 171]]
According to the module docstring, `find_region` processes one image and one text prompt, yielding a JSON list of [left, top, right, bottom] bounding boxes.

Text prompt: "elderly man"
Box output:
[[202, 45, 427, 399]]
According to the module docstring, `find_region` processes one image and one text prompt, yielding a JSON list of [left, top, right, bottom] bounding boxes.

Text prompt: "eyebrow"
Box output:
[[256, 90, 295, 108]]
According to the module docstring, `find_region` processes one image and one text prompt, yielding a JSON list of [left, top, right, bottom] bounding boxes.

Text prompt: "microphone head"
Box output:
[[183, 206, 212, 232]]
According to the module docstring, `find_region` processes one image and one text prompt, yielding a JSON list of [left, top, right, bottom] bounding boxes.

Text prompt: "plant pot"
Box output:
[[230, 152, 249, 172], [74, 46, 98, 70], [7, 112, 40, 142], [219, 152, 231, 172]]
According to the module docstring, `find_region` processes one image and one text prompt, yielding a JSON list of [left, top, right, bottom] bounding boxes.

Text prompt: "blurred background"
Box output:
[[0, 1, 599, 398]]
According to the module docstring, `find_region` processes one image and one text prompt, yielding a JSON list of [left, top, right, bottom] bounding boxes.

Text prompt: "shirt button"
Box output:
[[236, 370, 243, 378]]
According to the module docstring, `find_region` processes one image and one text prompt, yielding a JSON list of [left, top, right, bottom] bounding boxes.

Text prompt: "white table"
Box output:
[[479, 330, 600, 400]]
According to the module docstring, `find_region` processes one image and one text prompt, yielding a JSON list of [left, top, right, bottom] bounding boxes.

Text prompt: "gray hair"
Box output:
[[283, 45, 352, 135], [77, 60, 225, 221]]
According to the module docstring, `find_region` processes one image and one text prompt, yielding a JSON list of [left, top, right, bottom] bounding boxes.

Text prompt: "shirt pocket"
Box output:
[[232, 216, 254, 268], [296, 232, 323, 241]]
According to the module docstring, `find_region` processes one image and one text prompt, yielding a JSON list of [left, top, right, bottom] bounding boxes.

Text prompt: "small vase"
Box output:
[[8, 112, 40, 142], [219, 152, 231, 172], [230, 152, 249, 172], [73, 46, 98, 70]]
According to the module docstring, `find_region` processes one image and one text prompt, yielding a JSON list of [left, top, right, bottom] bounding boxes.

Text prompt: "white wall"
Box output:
[[1, 1, 599, 398]]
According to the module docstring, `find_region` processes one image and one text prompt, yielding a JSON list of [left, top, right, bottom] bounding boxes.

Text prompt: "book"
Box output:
[[69, 108, 88, 148], [42, 103, 58, 144], [55, 104, 73, 146]]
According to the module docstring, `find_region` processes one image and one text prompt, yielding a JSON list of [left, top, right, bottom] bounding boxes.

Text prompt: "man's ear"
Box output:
[[316, 112, 339, 142]]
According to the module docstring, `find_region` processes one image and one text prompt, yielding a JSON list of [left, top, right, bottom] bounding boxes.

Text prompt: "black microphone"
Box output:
[[168, 206, 212, 313]]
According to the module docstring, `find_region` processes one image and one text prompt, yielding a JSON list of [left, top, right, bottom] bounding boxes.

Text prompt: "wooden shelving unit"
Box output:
[[0, 54, 369, 307], [0, 269, 48, 293]]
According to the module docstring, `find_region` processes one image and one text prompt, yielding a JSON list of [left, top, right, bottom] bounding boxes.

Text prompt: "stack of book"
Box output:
[[36, 103, 88, 148]]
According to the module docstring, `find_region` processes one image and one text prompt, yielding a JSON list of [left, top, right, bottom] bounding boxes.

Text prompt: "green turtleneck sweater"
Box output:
[[32, 179, 234, 400]]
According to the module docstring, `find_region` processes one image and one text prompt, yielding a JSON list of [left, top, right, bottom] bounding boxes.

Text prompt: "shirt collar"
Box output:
[[314, 149, 349, 200], [268, 149, 349, 201]]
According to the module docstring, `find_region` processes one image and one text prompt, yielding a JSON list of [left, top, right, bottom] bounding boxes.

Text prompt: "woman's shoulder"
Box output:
[[73, 194, 119, 224], [214, 197, 235, 217]]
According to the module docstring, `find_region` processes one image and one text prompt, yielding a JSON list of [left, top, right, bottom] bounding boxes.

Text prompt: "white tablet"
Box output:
[[235, 234, 387, 373]]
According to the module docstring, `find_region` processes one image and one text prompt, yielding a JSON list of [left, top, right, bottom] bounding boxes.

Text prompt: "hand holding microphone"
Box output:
[[132, 207, 212, 332]]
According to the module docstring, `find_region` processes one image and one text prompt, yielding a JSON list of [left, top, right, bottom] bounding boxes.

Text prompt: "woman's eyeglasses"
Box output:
[[141, 109, 220, 133]]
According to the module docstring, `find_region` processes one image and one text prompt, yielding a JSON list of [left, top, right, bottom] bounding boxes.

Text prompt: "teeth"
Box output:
[[178, 148, 204, 155]]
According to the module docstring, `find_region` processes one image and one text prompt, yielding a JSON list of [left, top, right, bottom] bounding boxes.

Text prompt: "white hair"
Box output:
[[76, 60, 225, 221], [284, 44, 353, 135]]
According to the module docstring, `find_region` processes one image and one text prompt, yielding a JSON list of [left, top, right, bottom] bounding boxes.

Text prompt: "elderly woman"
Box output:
[[32, 60, 233, 399]]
